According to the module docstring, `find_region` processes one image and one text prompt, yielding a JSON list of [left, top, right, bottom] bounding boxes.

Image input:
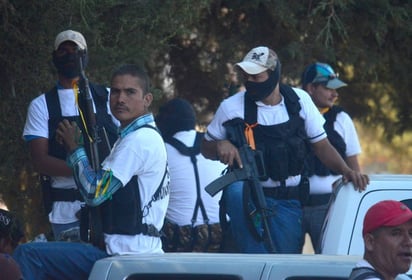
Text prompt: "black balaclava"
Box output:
[[52, 48, 88, 79], [155, 98, 196, 138], [245, 60, 281, 102]]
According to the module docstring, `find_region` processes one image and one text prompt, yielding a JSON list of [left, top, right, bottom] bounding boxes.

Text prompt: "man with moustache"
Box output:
[[14, 64, 169, 279], [349, 200, 412, 280]]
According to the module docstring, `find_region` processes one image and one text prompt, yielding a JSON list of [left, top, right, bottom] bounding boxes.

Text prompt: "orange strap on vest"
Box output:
[[244, 122, 258, 150]]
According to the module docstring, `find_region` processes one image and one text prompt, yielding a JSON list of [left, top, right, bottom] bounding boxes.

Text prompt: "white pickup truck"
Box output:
[[320, 174, 412, 255], [89, 174, 412, 280]]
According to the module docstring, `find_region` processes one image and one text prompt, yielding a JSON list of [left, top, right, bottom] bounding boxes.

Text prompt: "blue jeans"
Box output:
[[224, 181, 303, 253], [13, 241, 108, 280], [302, 203, 329, 253], [51, 220, 80, 241]]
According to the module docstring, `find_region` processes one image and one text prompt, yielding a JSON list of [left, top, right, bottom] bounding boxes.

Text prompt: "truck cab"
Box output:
[[320, 174, 412, 255], [88, 174, 412, 280]]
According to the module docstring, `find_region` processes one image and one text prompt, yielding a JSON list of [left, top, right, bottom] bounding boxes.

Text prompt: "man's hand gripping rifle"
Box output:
[[205, 118, 276, 252]]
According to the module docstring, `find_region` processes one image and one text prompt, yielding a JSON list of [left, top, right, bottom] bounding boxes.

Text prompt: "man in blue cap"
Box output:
[[301, 62, 363, 253]]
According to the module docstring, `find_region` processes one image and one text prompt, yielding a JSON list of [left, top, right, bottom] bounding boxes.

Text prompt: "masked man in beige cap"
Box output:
[[201, 46, 369, 253], [22, 30, 118, 241], [349, 200, 412, 280]]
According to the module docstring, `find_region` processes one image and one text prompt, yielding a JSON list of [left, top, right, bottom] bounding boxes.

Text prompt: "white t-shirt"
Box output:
[[205, 87, 326, 188], [309, 110, 362, 194], [23, 88, 84, 224], [165, 130, 226, 226], [101, 124, 169, 255], [22, 87, 117, 224]]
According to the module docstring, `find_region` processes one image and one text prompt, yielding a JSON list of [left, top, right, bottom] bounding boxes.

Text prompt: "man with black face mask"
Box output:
[[201, 46, 369, 253], [22, 30, 118, 241]]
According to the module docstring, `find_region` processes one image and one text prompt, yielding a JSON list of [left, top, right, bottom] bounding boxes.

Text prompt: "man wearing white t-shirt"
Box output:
[[300, 62, 363, 253], [201, 46, 369, 253], [156, 98, 227, 252], [14, 64, 170, 279], [22, 30, 118, 241]]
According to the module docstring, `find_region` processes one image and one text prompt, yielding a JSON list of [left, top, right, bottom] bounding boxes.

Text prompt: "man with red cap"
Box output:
[[349, 200, 412, 279]]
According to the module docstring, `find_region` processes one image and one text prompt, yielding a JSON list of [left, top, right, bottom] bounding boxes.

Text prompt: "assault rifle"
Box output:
[[76, 48, 110, 248], [76, 49, 111, 170], [205, 118, 276, 252]]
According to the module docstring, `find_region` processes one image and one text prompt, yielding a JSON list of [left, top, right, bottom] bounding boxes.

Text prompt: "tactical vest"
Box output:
[[305, 106, 346, 176], [41, 84, 118, 214], [100, 125, 167, 236], [45, 84, 118, 161], [244, 84, 308, 183]]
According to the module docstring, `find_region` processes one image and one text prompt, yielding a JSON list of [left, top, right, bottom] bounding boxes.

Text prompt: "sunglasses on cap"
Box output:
[[311, 63, 340, 84]]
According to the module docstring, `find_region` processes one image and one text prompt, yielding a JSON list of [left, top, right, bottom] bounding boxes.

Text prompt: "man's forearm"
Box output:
[[67, 147, 123, 206], [33, 155, 73, 177], [312, 138, 352, 176], [201, 139, 219, 160]]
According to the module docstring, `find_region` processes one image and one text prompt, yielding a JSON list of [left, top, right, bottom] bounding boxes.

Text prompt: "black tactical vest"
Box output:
[[305, 106, 346, 176], [45, 84, 118, 161], [100, 125, 167, 236], [244, 84, 308, 183]]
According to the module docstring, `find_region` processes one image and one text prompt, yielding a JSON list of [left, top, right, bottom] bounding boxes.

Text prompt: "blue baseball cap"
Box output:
[[302, 62, 347, 89]]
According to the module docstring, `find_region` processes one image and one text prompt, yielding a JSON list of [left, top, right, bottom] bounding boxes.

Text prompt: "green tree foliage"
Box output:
[[0, 0, 410, 238]]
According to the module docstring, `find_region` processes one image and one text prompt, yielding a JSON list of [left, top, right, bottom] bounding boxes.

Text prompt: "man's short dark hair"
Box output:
[[111, 64, 151, 94]]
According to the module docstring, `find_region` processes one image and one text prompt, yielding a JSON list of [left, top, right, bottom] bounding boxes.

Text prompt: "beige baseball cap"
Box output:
[[54, 30, 87, 51], [236, 46, 278, 75]]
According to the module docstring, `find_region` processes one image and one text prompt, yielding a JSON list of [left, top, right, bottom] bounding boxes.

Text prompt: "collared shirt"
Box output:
[[67, 113, 156, 206]]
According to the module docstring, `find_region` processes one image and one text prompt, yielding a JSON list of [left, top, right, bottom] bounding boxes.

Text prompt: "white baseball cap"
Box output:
[[236, 46, 278, 75], [54, 30, 87, 51]]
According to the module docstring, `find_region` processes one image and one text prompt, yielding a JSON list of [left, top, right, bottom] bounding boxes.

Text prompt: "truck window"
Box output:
[[400, 199, 412, 210], [126, 274, 243, 280]]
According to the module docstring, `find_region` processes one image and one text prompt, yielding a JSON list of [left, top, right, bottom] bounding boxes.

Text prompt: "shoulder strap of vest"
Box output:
[[164, 132, 204, 157], [165, 132, 209, 225], [244, 84, 301, 124], [45, 83, 109, 117], [350, 267, 383, 280], [89, 83, 108, 106], [45, 86, 61, 118], [133, 124, 166, 237], [324, 105, 344, 129], [279, 84, 300, 115]]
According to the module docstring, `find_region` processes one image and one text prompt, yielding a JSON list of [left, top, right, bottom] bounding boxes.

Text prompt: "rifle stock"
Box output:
[[204, 117, 276, 252]]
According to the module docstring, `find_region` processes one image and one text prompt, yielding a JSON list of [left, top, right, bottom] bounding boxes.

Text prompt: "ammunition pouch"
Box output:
[[161, 220, 223, 253]]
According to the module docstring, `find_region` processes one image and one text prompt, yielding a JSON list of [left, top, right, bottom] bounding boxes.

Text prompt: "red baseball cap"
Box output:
[[363, 200, 412, 236]]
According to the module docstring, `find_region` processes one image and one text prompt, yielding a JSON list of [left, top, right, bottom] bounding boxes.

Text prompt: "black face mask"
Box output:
[[245, 61, 281, 102], [52, 51, 87, 79]]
